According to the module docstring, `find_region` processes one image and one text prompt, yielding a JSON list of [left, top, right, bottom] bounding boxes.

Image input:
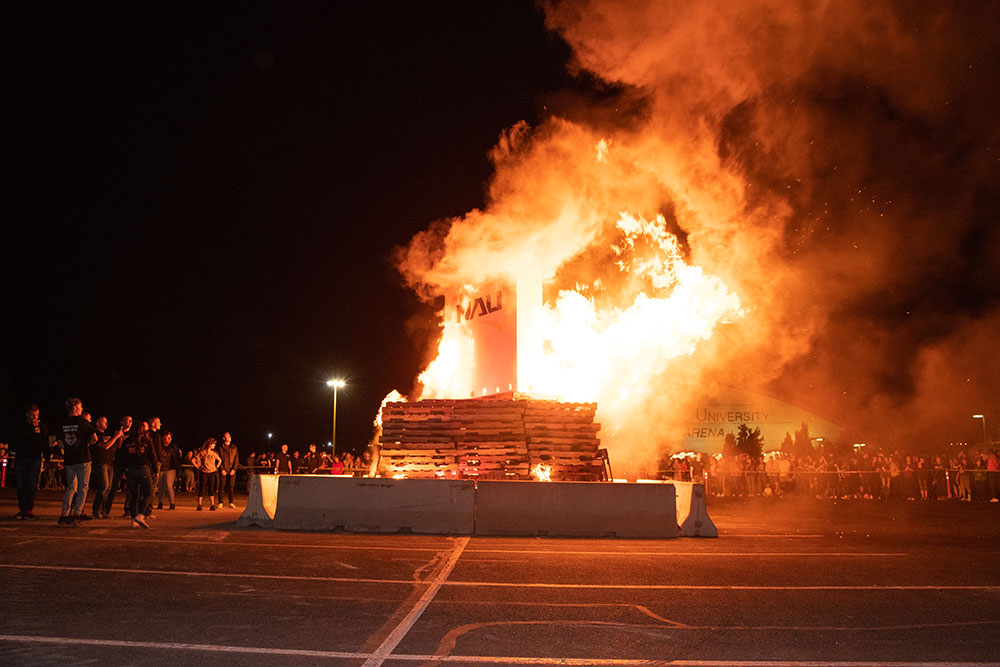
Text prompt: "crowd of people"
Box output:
[[1, 399, 372, 529], [660, 448, 1000, 501]]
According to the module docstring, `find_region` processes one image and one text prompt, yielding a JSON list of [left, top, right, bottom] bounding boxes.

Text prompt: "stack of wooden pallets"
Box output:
[[523, 401, 604, 481], [378, 395, 604, 481]]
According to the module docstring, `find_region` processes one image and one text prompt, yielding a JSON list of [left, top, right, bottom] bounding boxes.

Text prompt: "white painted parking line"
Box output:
[[0, 634, 998, 666], [441, 581, 1000, 591], [362, 536, 469, 667], [1, 562, 997, 590], [0, 563, 415, 585], [0, 534, 450, 552], [463, 550, 907, 556]]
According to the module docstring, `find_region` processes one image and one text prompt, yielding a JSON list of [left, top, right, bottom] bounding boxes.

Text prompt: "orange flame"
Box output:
[[531, 463, 553, 482]]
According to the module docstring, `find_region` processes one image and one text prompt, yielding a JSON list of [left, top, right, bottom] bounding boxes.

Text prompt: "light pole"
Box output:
[[327, 379, 346, 458], [973, 414, 988, 445]]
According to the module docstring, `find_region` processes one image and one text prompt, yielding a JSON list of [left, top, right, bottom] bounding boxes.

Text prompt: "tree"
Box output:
[[781, 431, 794, 453], [735, 423, 764, 461], [722, 431, 737, 456], [793, 422, 812, 457]]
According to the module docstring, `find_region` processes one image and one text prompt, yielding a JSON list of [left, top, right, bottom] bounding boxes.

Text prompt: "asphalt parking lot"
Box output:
[[2, 488, 1000, 666]]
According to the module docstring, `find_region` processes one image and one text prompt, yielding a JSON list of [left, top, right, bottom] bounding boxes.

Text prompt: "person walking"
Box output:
[[155, 431, 182, 510], [12, 405, 49, 520], [217, 432, 239, 508], [121, 421, 155, 528], [58, 398, 97, 525], [192, 438, 222, 511]]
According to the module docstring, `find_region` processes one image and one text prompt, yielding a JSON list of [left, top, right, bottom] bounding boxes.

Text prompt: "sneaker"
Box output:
[[76, 514, 93, 521], [156, 504, 163, 510], [991, 498, 999, 503], [196, 505, 203, 511], [228, 503, 236, 508], [13, 512, 25, 520], [146, 512, 155, 519], [209, 505, 217, 511], [57, 515, 70, 525], [169, 504, 176, 510], [24, 513, 39, 521], [131, 515, 150, 529]]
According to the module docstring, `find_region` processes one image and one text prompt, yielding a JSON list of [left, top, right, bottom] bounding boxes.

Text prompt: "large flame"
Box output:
[[391, 128, 748, 468], [416, 205, 744, 420]]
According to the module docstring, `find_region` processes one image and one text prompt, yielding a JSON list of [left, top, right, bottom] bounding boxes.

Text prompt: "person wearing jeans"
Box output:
[[89, 416, 124, 519], [156, 431, 182, 510], [57, 398, 96, 525]]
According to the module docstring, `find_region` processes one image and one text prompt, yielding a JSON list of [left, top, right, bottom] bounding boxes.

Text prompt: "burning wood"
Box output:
[[378, 395, 603, 481]]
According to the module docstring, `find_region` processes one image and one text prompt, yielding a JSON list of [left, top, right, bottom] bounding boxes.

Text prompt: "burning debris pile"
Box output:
[[379, 395, 605, 481]]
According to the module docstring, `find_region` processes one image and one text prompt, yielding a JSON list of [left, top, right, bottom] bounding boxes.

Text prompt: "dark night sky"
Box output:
[[1, 2, 573, 454]]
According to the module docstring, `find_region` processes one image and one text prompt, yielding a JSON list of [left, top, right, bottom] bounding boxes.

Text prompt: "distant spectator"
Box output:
[[11, 404, 49, 520], [155, 431, 182, 510], [183, 450, 197, 492], [217, 432, 239, 508], [275, 444, 292, 475], [304, 443, 322, 473], [192, 438, 222, 511]]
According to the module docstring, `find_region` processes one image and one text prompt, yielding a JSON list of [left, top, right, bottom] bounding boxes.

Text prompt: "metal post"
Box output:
[[332, 384, 338, 459]]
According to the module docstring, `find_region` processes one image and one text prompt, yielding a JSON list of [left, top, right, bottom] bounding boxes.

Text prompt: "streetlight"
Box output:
[[327, 379, 346, 457], [973, 414, 988, 445]]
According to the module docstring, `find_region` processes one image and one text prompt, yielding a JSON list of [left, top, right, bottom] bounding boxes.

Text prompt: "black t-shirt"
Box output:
[[60, 416, 96, 465], [121, 434, 156, 468], [15, 419, 49, 460]]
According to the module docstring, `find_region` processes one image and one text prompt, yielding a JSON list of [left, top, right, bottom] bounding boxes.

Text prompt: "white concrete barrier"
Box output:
[[237, 474, 279, 528], [475, 480, 679, 538], [668, 481, 718, 537], [271, 476, 475, 534]]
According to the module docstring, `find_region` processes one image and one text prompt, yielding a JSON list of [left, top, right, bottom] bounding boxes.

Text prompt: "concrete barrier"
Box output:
[[670, 481, 718, 537], [475, 480, 679, 538], [637, 480, 718, 537], [271, 476, 475, 534], [237, 474, 279, 528]]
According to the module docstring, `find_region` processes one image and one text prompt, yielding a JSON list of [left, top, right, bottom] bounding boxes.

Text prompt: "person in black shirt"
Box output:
[[146, 417, 164, 517], [122, 424, 156, 528], [12, 405, 49, 520], [103, 415, 132, 517], [217, 432, 239, 508], [155, 431, 182, 510], [58, 398, 97, 525], [275, 443, 293, 474], [304, 443, 322, 474], [89, 416, 124, 519]]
